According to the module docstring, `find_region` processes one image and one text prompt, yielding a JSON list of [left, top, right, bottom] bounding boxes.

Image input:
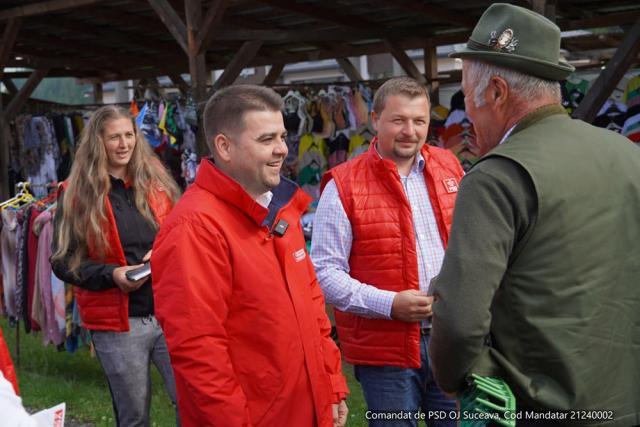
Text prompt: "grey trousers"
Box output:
[[91, 316, 179, 427]]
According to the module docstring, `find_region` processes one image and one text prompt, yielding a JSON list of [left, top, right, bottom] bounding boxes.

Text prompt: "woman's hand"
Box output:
[[113, 265, 149, 293]]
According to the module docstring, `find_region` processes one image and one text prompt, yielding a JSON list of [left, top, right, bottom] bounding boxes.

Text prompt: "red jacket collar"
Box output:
[[194, 159, 270, 226]]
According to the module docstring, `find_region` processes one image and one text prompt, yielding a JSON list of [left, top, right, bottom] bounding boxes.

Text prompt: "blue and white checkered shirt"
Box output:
[[311, 153, 445, 320]]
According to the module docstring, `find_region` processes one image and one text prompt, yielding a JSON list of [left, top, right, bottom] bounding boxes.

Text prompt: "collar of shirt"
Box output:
[[109, 174, 132, 188], [255, 191, 273, 209], [499, 124, 518, 145]]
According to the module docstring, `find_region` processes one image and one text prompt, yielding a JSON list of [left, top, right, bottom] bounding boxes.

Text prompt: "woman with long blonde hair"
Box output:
[[51, 105, 181, 426]]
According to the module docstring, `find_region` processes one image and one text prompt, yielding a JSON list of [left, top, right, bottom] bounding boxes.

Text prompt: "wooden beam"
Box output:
[[254, 0, 371, 29], [147, 0, 189, 54], [213, 26, 437, 43], [185, 0, 207, 100], [262, 64, 284, 86], [185, 0, 208, 156], [195, 0, 229, 55], [93, 82, 103, 104], [0, 0, 106, 20], [2, 77, 17, 95], [3, 68, 49, 120], [531, 0, 556, 22], [336, 58, 363, 82], [559, 11, 640, 31], [74, 6, 164, 35], [168, 73, 190, 96], [19, 31, 174, 66], [573, 19, 640, 123], [29, 15, 181, 56], [384, 40, 427, 85], [424, 45, 439, 105], [0, 18, 21, 80], [379, 0, 476, 27], [0, 109, 12, 199], [211, 40, 263, 93]]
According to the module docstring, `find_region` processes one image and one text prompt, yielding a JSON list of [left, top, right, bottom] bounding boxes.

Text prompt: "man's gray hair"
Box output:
[[466, 60, 561, 107]]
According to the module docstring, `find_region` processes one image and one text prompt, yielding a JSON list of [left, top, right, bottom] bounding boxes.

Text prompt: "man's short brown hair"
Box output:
[[203, 85, 284, 154], [372, 77, 430, 114]]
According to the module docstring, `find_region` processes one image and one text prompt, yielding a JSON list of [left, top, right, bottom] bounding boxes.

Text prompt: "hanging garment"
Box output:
[[593, 100, 627, 133], [1, 209, 18, 318], [33, 211, 64, 346]]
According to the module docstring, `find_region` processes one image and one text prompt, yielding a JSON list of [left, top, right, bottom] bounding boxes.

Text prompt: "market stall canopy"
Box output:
[[0, 0, 639, 82]]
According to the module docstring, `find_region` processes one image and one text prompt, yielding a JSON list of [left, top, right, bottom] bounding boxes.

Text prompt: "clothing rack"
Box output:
[[1, 182, 34, 367]]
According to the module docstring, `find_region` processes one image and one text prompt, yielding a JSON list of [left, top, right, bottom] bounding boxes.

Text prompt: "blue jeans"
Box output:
[[91, 316, 179, 427], [355, 333, 457, 427]]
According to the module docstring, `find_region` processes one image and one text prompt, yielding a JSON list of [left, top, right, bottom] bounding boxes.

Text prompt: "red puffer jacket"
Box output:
[[152, 160, 348, 426], [321, 140, 463, 368]]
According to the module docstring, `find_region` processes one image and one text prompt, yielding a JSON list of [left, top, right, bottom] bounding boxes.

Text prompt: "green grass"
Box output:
[[1, 319, 369, 426], [1, 319, 177, 426]]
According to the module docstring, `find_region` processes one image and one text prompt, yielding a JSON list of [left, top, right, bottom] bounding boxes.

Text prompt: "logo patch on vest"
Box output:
[[443, 178, 458, 193], [293, 248, 306, 262]]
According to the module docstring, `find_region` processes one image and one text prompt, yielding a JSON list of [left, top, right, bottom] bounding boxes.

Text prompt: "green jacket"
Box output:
[[430, 105, 640, 426]]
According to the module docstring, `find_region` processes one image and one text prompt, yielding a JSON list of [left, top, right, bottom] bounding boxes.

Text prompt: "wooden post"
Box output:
[[196, 0, 229, 55], [0, 18, 22, 198], [424, 45, 439, 105], [573, 19, 640, 123], [0, 97, 8, 200], [4, 68, 49, 120], [93, 82, 103, 104], [384, 40, 427, 85], [185, 0, 208, 155], [336, 58, 363, 82], [146, 0, 189, 54], [263, 64, 284, 86], [531, 0, 556, 22], [0, 18, 22, 81], [168, 73, 190, 96], [2, 77, 18, 96], [210, 40, 263, 93]]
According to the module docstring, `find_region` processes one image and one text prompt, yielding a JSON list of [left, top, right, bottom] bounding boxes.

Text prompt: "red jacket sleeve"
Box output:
[[152, 221, 252, 426], [0, 329, 19, 395], [309, 271, 349, 403]]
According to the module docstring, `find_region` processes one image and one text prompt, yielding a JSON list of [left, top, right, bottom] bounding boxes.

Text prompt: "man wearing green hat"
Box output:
[[429, 3, 640, 425]]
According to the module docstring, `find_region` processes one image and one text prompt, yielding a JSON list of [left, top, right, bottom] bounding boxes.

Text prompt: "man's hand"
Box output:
[[390, 290, 433, 322], [112, 265, 149, 293], [332, 400, 348, 427]]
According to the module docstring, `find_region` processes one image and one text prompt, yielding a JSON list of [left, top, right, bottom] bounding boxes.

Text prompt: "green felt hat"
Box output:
[[450, 3, 574, 81]]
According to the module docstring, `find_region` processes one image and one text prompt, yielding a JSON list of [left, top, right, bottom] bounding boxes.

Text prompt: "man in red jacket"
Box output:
[[151, 85, 348, 427], [311, 77, 463, 426]]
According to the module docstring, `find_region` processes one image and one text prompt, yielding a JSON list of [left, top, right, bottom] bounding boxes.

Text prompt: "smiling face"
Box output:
[[224, 110, 288, 199], [101, 116, 136, 179], [372, 94, 430, 166]]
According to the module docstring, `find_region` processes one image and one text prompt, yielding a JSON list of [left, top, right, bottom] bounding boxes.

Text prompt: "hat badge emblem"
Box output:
[[488, 29, 518, 53]]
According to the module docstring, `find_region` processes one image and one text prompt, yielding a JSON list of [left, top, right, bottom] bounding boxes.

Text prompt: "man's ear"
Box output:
[[212, 133, 232, 163], [489, 76, 509, 107], [371, 110, 380, 132]]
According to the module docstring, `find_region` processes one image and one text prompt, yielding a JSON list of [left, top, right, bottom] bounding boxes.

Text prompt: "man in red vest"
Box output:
[[312, 77, 464, 427]]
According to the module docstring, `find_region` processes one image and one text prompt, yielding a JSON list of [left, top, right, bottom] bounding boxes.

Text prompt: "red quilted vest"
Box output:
[[321, 140, 463, 368], [61, 180, 173, 332]]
